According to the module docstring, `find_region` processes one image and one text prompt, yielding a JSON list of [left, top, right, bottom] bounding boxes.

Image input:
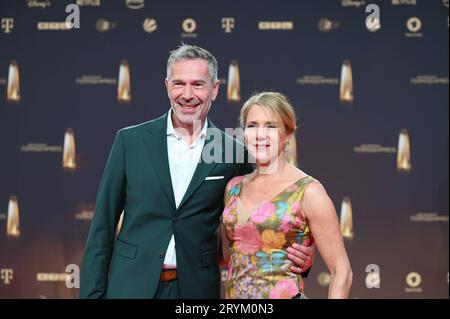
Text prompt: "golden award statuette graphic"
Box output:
[[227, 60, 241, 104], [117, 60, 131, 103], [397, 129, 412, 172], [340, 60, 354, 104], [63, 128, 77, 170], [7, 196, 20, 238], [7, 60, 20, 103], [340, 197, 354, 240]]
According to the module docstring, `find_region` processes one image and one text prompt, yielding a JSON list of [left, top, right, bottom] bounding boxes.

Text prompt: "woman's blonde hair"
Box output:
[[239, 92, 298, 167]]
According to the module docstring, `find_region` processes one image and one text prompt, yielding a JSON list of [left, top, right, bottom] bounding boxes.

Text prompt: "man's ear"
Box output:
[[165, 78, 170, 98], [212, 79, 220, 101]]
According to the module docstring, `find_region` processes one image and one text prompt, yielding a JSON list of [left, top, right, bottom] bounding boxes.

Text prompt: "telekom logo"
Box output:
[[1, 269, 13, 284]]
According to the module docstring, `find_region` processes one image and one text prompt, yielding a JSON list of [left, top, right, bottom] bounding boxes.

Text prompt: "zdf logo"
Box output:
[[365, 264, 381, 288], [365, 4, 381, 32]]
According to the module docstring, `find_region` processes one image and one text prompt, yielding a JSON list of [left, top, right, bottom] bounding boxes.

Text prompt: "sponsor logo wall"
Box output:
[[0, 0, 448, 298]]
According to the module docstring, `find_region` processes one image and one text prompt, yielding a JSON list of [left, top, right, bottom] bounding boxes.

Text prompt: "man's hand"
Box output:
[[286, 216, 316, 274], [287, 242, 315, 274]]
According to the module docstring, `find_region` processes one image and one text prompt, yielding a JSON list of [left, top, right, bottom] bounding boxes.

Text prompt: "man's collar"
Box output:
[[166, 108, 208, 140]]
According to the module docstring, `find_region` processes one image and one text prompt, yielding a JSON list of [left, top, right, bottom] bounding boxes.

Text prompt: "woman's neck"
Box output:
[[254, 154, 288, 179]]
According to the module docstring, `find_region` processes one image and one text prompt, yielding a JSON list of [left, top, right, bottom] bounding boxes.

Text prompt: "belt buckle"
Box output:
[[160, 269, 177, 282]]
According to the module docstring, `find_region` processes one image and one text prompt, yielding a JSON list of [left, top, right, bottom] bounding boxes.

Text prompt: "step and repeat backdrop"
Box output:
[[0, 0, 448, 299]]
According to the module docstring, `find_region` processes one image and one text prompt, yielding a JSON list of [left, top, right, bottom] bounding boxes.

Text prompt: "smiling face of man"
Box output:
[[165, 59, 219, 129]]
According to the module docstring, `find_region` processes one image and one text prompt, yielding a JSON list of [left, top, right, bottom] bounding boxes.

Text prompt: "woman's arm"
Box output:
[[218, 223, 231, 264], [301, 181, 353, 299]]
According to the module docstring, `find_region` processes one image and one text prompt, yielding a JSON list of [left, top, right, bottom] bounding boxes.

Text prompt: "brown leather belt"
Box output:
[[160, 269, 177, 282]]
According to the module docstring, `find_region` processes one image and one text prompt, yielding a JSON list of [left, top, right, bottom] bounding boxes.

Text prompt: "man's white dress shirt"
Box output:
[[162, 109, 208, 269]]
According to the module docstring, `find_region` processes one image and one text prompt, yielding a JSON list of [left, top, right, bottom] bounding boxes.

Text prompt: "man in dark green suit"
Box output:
[[79, 45, 314, 299]]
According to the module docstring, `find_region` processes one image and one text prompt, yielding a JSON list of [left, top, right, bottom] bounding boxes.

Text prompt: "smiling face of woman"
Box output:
[[244, 104, 291, 167]]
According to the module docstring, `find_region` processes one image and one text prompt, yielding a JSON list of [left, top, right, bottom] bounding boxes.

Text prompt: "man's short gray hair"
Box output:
[[166, 44, 218, 84]]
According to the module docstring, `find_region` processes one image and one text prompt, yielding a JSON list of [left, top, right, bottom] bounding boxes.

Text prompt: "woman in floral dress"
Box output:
[[222, 92, 352, 299]]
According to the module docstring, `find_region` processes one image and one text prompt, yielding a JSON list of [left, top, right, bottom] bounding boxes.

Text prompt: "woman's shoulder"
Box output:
[[226, 175, 245, 190], [291, 168, 324, 198], [292, 168, 323, 193], [300, 177, 332, 216]]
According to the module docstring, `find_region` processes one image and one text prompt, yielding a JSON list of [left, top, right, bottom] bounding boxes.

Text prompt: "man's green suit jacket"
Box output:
[[79, 113, 253, 298]]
